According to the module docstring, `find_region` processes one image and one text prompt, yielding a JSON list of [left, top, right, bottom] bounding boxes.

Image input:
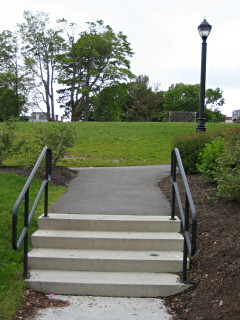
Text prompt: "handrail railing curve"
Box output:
[[12, 146, 52, 278], [171, 148, 197, 283]]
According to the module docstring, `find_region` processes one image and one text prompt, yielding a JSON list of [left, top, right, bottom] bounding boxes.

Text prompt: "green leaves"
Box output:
[[124, 75, 163, 122], [57, 20, 134, 121], [0, 122, 15, 164], [92, 83, 130, 121], [163, 83, 200, 112], [173, 131, 215, 174], [16, 123, 77, 167], [198, 127, 240, 201], [163, 83, 225, 122], [197, 137, 225, 180]]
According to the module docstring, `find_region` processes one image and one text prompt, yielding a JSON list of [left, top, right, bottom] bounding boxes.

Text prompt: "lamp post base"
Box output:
[[196, 118, 206, 133]]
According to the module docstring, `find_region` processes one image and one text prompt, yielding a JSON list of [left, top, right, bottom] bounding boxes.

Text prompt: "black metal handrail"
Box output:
[[171, 148, 197, 283], [12, 146, 52, 278]]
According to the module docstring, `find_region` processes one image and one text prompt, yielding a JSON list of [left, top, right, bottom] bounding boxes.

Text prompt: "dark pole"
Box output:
[[196, 38, 207, 132], [196, 18, 212, 133]]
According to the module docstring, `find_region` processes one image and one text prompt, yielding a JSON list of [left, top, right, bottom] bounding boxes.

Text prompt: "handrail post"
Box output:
[[44, 149, 51, 218], [170, 150, 176, 220], [185, 195, 190, 233], [23, 189, 30, 279], [44, 183, 49, 218], [191, 217, 198, 256], [181, 195, 190, 283], [182, 237, 188, 283]]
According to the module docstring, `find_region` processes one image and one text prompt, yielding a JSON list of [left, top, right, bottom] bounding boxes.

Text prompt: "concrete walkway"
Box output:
[[51, 165, 171, 215], [34, 165, 172, 320], [35, 296, 171, 320]]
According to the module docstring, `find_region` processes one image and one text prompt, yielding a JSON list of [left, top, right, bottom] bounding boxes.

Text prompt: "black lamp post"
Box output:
[[196, 18, 212, 133]]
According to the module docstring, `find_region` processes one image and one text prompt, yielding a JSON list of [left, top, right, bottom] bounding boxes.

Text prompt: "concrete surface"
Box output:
[[34, 295, 171, 320], [34, 165, 173, 319], [38, 214, 180, 232], [51, 165, 171, 215]]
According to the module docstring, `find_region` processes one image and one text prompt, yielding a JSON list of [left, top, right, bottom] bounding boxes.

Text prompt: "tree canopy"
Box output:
[[124, 75, 163, 121], [162, 83, 225, 122], [57, 20, 134, 121], [0, 30, 27, 120]]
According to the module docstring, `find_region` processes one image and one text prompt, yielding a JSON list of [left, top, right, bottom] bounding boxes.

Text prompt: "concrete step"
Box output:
[[31, 230, 184, 251], [38, 214, 181, 232], [27, 214, 189, 297], [28, 248, 184, 273], [26, 270, 190, 297]]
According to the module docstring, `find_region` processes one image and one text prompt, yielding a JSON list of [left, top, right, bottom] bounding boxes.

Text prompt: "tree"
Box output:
[[205, 107, 225, 123], [18, 11, 65, 121], [205, 87, 225, 122], [163, 83, 225, 122], [163, 83, 200, 112], [0, 85, 25, 121], [124, 75, 163, 121], [205, 87, 225, 112], [92, 83, 131, 121], [57, 20, 134, 121], [0, 30, 27, 120]]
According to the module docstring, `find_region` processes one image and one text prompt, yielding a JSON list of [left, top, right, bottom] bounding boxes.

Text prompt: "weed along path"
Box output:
[[51, 165, 171, 215]]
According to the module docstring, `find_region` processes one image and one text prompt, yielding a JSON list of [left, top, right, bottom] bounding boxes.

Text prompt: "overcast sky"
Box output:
[[1, 0, 239, 116]]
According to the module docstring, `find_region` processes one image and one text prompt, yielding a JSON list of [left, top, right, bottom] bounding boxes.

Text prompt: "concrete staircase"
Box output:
[[26, 213, 190, 297]]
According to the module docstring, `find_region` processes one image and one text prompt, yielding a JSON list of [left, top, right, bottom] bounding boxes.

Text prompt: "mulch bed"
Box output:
[[2, 166, 240, 319], [0, 165, 77, 187], [159, 174, 240, 320]]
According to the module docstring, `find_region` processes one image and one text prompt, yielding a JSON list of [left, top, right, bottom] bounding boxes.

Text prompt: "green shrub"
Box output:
[[214, 129, 240, 201], [19, 123, 76, 167], [198, 127, 240, 201], [197, 137, 225, 180], [173, 132, 215, 174], [0, 122, 15, 165], [36, 123, 76, 166]]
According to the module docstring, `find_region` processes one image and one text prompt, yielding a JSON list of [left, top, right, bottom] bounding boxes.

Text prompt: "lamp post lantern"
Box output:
[[196, 18, 212, 133]]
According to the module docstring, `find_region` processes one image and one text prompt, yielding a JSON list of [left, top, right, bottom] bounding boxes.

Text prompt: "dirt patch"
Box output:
[[13, 290, 69, 320], [159, 174, 240, 320], [0, 166, 77, 187], [64, 156, 90, 160], [106, 159, 124, 163]]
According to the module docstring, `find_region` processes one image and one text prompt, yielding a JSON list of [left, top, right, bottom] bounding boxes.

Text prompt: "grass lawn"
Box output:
[[5, 121, 238, 167], [0, 172, 66, 320]]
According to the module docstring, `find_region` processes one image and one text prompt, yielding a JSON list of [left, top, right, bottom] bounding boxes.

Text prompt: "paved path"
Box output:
[[37, 165, 172, 320], [51, 165, 171, 215], [35, 296, 171, 320]]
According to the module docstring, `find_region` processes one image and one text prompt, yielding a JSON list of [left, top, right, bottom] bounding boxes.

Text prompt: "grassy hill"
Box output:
[[6, 121, 238, 167]]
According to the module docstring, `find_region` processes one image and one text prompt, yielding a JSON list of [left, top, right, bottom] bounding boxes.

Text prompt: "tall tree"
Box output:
[[0, 30, 27, 120], [57, 20, 134, 121], [18, 11, 64, 120]]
